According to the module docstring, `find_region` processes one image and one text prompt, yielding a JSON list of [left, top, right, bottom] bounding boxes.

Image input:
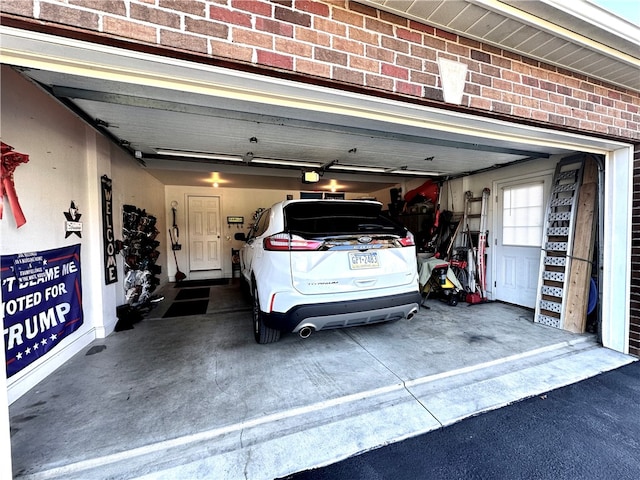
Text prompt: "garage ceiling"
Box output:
[[8, 0, 638, 193]]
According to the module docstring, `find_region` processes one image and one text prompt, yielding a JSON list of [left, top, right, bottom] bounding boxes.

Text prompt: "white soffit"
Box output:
[[360, 0, 640, 92]]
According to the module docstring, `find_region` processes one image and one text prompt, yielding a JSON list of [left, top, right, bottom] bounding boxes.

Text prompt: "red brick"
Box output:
[[70, 0, 126, 16], [295, 26, 330, 46], [396, 53, 421, 70], [132, 4, 181, 28], [396, 81, 421, 96], [210, 5, 252, 28], [381, 36, 408, 54], [366, 45, 393, 63], [470, 97, 491, 110], [295, 0, 330, 17], [481, 63, 500, 77], [493, 78, 512, 92], [411, 44, 436, 61], [464, 81, 480, 96], [103, 17, 157, 43], [482, 87, 501, 101], [411, 71, 436, 87], [0, 0, 34, 16], [333, 65, 364, 84], [380, 10, 408, 27], [381, 63, 408, 80], [447, 43, 469, 57], [232, 0, 272, 16], [333, 36, 363, 55], [210, 39, 253, 62], [492, 101, 512, 115], [233, 28, 274, 49], [348, 26, 378, 45], [409, 20, 434, 35], [160, 30, 208, 53], [365, 17, 393, 36], [350, 56, 379, 73], [39, 3, 99, 29], [256, 17, 294, 37], [349, 1, 377, 18], [257, 49, 294, 69], [470, 72, 491, 87], [314, 17, 346, 36], [275, 37, 312, 57], [513, 84, 531, 96], [423, 35, 445, 51], [396, 27, 421, 44], [315, 47, 348, 65], [275, 5, 311, 27], [483, 44, 501, 55], [435, 28, 456, 42], [332, 7, 363, 27], [423, 86, 443, 101], [296, 58, 331, 78], [459, 36, 481, 49], [185, 18, 228, 38], [159, 0, 206, 17], [366, 74, 394, 91]]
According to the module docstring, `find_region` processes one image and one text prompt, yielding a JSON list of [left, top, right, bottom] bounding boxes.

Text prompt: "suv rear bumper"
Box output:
[[262, 291, 421, 333]]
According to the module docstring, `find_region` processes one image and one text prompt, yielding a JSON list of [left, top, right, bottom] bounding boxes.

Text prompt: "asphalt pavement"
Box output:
[[283, 359, 640, 480]]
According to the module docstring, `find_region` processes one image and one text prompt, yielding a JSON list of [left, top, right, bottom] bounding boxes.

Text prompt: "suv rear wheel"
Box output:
[[252, 283, 280, 344]]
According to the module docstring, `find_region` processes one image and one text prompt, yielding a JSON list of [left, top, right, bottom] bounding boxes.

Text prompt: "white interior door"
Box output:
[[188, 196, 221, 271], [493, 173, 552, 308]]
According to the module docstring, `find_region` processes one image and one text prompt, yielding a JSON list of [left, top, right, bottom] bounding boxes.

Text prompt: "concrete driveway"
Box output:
[[9, 281, 633, 479]]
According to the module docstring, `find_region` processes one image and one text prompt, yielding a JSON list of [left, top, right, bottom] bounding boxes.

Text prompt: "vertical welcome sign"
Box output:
[[2, 245, 84, 378], [101, 175, 118, 285]]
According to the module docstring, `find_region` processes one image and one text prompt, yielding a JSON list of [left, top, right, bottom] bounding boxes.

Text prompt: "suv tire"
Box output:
[[252, 283, 281, 344]]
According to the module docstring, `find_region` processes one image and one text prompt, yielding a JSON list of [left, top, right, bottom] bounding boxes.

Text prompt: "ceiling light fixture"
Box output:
[[390, 169, 440, 176], [252, 158, 323, 168], [155, 149, 244, 162], [329, 165, 388, 173]]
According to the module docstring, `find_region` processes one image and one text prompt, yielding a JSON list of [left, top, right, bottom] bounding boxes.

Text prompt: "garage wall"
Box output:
[[2, 0, 638, 142], [1, 66, 166, 401]]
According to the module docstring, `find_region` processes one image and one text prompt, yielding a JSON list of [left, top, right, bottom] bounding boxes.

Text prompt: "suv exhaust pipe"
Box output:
[[299, 326, 314, 339], [406, 307, 419, 320]]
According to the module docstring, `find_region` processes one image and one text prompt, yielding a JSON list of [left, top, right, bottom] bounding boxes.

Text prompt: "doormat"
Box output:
[[162, 299, 209, 318], [175, 287, 210, 301], [174, 279, 229, 288]]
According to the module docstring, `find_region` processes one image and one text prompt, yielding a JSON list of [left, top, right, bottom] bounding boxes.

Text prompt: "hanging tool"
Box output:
[[170, 200, 181, 250], [169, 228, 186, 282]]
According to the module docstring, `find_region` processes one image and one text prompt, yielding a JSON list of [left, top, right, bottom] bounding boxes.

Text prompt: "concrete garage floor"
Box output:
[[9, 281, 634, 479]]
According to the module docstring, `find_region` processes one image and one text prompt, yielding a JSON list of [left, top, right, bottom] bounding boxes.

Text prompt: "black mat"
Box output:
[[174, 279, 229, 288], [175, 287, 210, 301], [162, 299, 209, 318]]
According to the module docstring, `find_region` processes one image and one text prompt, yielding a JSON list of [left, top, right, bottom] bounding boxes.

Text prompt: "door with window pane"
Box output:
[[493, 175, 552, 307]]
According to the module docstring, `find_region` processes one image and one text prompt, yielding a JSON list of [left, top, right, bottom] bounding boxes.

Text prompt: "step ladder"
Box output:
[[461, 189, 490, 298], [534, 157, 585, 328]]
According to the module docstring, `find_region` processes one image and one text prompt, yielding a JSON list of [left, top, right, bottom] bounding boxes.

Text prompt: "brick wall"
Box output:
[[1, 0, 639, 142], [631, 143, 640, 357]]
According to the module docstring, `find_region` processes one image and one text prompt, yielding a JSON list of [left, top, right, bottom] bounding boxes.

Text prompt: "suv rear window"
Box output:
[[284, 201, 404, 237]]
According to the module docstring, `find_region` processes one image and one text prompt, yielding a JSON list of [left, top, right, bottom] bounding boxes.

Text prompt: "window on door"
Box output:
[[502, 183, 544, 247]]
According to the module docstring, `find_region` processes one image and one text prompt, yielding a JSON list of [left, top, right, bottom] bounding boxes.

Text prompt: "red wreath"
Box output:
[[1, 142, 29, 228]]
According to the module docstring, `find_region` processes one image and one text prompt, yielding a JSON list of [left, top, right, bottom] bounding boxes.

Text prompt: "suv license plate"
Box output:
[[349, 251, 379, 269]]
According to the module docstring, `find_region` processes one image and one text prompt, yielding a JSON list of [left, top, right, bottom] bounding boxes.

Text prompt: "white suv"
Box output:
[[234, 199, 421, 343]]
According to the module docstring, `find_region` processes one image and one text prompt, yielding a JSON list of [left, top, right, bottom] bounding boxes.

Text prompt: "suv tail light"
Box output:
[[398, 231, 415, 247], [264, 233, 323, 251]]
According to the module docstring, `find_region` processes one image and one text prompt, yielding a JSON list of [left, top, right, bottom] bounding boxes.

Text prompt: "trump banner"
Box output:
[[2, 244, 84, 378]]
